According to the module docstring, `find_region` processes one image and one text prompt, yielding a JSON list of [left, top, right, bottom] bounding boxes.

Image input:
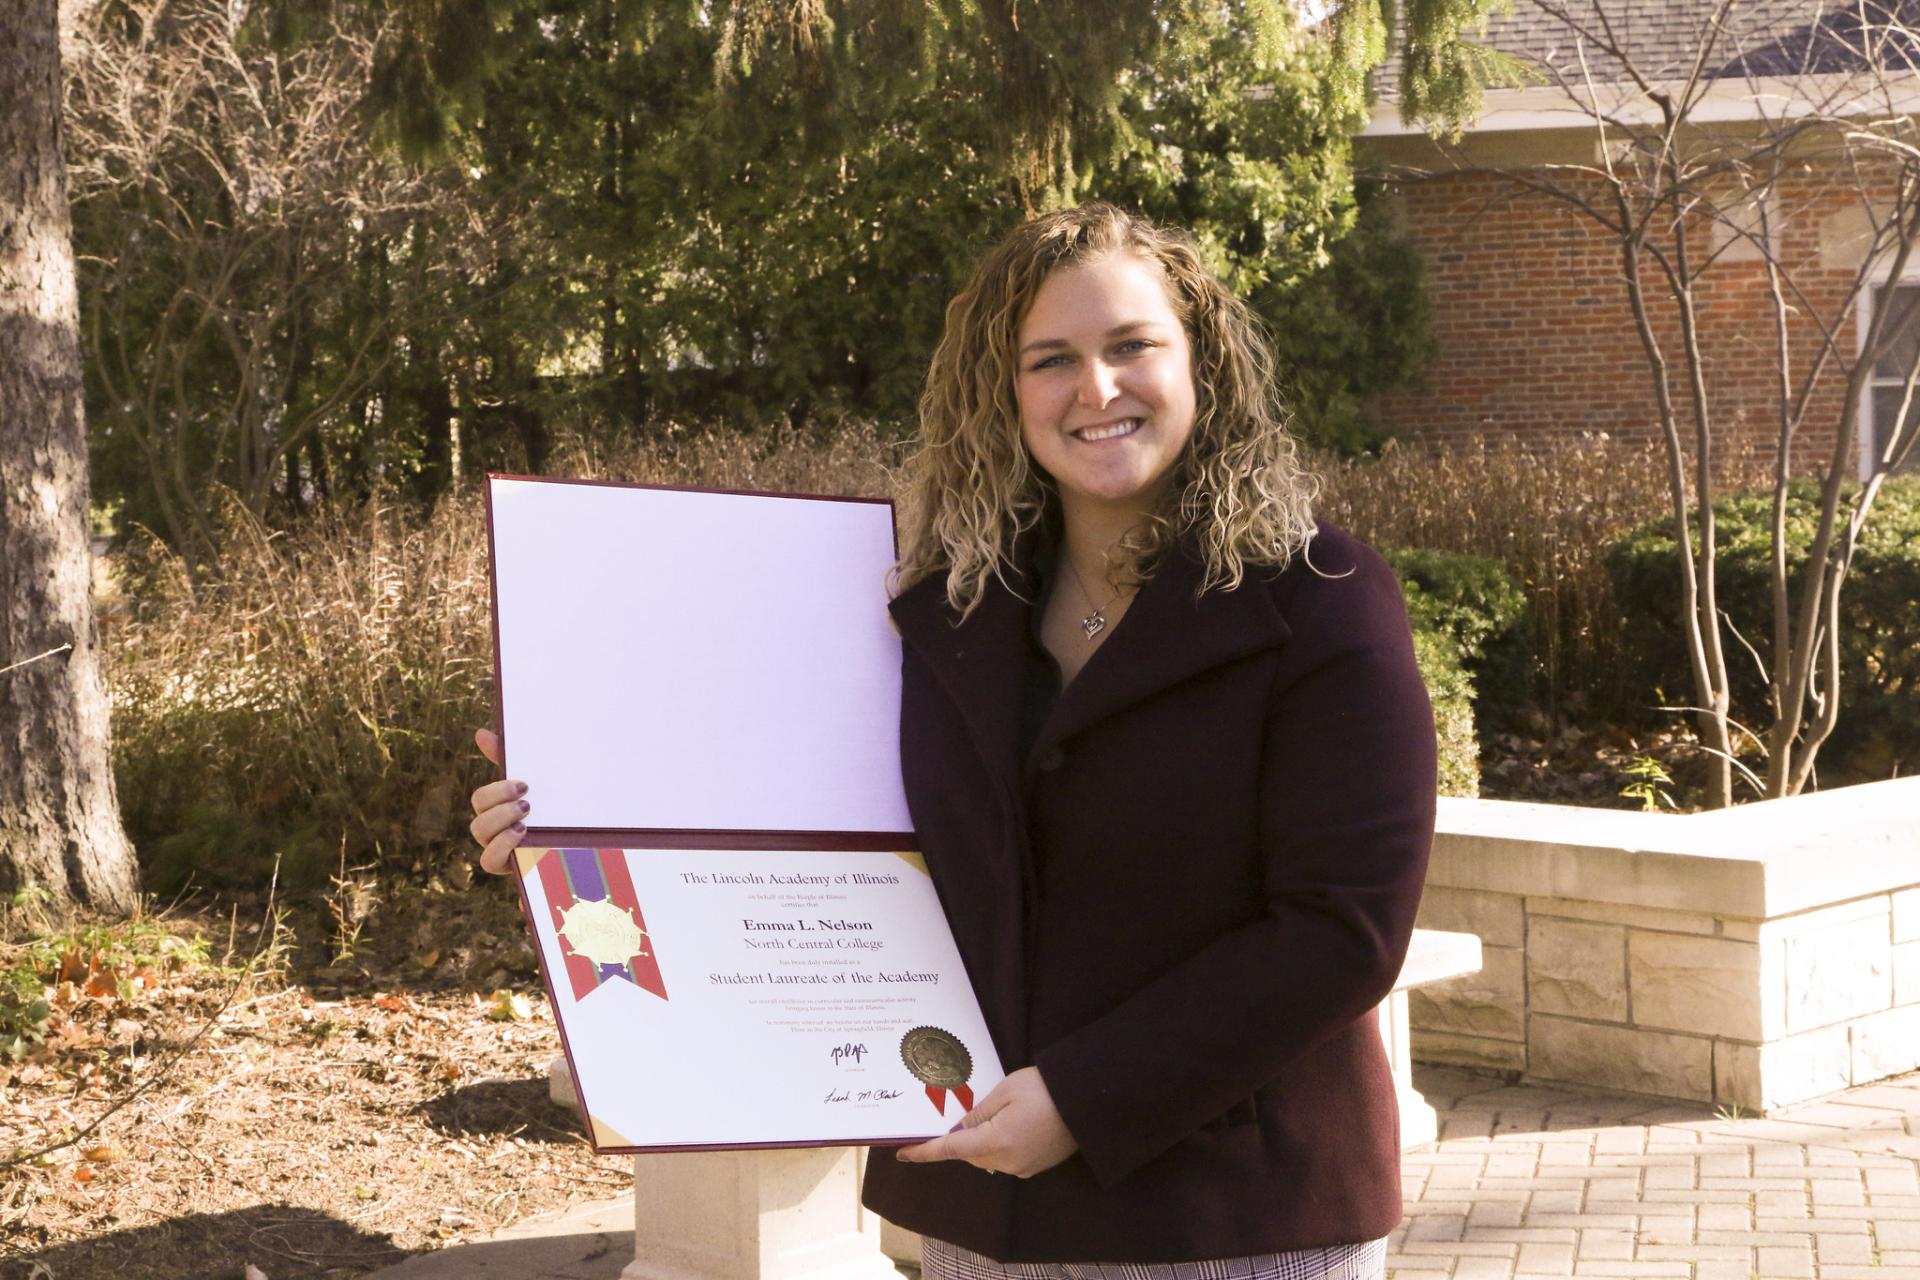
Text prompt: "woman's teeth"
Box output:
[[1076, 419, 1141, 442]]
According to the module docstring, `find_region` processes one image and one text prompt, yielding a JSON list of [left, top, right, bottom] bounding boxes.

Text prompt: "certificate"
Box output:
[[514, 844, 1005, 1152], [484, 476, 1006, 1152], [485, 475, 912, 844]]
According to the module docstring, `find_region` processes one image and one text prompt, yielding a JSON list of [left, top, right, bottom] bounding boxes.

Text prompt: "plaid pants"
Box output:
[[920, 1235, 1389, 1280]]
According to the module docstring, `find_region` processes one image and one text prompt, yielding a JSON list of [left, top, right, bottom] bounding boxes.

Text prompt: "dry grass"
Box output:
[[105, 420, 1730, 888], [103, 424, 902, 889], [1317, 432, 1773, 721]]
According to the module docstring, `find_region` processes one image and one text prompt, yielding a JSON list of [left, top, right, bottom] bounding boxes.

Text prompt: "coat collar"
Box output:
[[889, 530, 1293, 784]]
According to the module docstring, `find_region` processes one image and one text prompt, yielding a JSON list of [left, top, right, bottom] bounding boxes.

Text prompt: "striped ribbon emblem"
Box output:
[[533, 848, 669, 1004]]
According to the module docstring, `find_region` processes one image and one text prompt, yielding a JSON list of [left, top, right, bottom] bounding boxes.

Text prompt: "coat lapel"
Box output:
[[890, 536, 1294, 786], [1035, 540, 1292, 761], [888, 557, 1034, 802]]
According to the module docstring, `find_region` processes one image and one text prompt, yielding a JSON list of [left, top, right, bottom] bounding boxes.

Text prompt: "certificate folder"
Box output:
[[484, 475, 1005, 1153]]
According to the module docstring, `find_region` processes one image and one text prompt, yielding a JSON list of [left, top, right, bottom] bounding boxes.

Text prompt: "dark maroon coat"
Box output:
[[860, 522, 1438, 1264]]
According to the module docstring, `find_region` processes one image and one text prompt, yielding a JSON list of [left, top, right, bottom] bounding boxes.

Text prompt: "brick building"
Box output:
[[1357, 0, 1920, 476]]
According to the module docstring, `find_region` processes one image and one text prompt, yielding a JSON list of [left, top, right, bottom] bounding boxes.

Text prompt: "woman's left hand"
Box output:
[[893, 1066, 1079, 1178]]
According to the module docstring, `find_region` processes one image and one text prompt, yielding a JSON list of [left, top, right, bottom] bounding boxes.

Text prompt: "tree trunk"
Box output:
[[0, 0, 140, 915]]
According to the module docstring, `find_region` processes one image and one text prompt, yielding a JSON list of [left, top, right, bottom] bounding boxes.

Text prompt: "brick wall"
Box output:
[[1361, 151, 1893, 474]]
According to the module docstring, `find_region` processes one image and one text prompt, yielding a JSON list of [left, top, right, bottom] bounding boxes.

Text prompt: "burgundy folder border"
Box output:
[[484, 473, 929, 1154]]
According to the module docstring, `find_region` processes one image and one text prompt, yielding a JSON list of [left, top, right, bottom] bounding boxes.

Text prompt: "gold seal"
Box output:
[[557, 897, 648, 967], [900, 1026, 972, 1089]]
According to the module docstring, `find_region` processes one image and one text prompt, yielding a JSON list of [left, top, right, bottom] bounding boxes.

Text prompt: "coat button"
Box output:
[[1037, 747, 1065, 772]]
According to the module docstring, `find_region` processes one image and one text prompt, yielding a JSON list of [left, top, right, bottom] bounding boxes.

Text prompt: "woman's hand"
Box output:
[[893, 1066, 1079, 1178], [468, 728, 530, 875]]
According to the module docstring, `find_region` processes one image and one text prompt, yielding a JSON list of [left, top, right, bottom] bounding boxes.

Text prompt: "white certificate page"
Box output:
[[516, 845, 1006, 1151], [486, 477, 910, 838]]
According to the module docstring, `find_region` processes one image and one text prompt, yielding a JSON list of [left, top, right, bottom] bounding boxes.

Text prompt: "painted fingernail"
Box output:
[[517, 800, 530, 813], [514, 782, 528, 796], [512, 821, 526, 833]]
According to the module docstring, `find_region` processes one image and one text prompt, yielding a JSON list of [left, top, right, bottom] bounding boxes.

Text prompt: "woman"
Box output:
[[469, 204, 1436, 1280]]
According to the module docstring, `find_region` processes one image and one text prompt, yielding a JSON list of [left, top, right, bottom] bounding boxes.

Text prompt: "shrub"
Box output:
[[1605, 477, 1920, 781], [1385, 547, 1532, 723], [1385, 549, 1528, 800], [1407, 621, 1480, 799]]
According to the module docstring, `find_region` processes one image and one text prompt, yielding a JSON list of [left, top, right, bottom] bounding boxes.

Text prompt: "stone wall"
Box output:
[[1413, 780, 1920, 1112]]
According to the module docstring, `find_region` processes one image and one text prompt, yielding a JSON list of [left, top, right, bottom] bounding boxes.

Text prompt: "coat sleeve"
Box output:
[[1031, 540, 1438, 1187]]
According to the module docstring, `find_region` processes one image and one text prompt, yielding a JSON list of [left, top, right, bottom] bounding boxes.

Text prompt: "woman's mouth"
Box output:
[[1072, 418, 1142, 442]]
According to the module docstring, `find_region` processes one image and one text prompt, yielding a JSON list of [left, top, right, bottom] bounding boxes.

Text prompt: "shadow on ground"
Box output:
[[412, 1074, 583, 1143], [2, 1203, 409, 1280]]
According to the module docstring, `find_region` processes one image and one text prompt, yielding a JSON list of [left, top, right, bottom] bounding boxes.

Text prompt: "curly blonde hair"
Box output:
[[892, 203, 1319, 617]]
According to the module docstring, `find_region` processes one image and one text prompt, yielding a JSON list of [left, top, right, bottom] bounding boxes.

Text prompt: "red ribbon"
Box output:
[[926, 1084, 976, 1115]]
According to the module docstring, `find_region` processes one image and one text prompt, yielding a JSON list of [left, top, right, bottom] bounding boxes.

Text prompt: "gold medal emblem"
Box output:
[[899, 1025, 972, 1089], [557, 897, 648, 967]]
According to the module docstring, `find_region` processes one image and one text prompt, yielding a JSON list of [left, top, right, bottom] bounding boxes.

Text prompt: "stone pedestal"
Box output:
[[1384, 929, 1484, 1148], [549, 1058, 900, 1280], [621, 1145, 899, 1280], [877, 1220, 922, 1268]]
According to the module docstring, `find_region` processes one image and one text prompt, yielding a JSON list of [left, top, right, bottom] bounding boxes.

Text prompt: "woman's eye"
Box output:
[[1026, 341, 1150, 370]]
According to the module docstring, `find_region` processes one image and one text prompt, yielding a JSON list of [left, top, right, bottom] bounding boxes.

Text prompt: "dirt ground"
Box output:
[[0, 882, 631, 1280]]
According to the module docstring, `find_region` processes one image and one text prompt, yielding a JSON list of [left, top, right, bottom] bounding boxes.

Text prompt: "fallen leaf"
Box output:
[[84, 965, 119, 999], [57, 951, 89, 985], [82, 1143, 125, 1164], [488, 989, 533, 1022], [72, 1166, 95, 1183], [48, 1022, 94, 1052], [437, 1062, 463, 1082], [50, 981, 80, 1010], [373, 994, 412, 1014]]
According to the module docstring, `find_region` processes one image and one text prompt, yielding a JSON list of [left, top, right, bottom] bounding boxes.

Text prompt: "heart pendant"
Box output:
[[1080, 612, 1106, 639]]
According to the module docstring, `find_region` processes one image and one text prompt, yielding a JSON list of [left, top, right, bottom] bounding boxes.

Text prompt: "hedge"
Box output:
[[1605, 477, 1920, 779], [1387, 548, 1531, 798]]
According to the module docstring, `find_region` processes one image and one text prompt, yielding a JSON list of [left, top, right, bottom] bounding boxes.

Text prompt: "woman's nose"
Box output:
[[1076, 361, 1119, 408]]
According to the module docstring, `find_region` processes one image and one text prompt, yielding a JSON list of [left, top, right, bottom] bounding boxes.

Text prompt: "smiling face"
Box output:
[[1014, 252, 1198, 523]]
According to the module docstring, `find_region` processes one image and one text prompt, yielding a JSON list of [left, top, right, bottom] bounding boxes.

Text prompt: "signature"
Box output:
[[831, 1042, 869, 1066], [823, 1087, 908, 1105]]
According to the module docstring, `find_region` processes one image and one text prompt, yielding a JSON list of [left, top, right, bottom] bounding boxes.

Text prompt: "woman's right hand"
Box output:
[[469, 727, 530, 875]]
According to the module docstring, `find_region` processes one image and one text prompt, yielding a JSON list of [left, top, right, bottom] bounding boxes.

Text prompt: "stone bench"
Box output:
[[1414, 776, 1920, 1113], [547, 926, 1483, 1280]]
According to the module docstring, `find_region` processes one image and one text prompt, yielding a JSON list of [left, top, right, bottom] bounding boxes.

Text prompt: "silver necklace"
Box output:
[[1062, 556, 1125, 640]]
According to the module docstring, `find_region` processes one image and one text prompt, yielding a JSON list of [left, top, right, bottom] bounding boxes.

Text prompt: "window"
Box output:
[[1865, 282, 1920, 475]]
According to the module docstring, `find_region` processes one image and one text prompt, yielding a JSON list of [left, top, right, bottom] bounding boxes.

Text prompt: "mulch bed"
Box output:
[[0, 886, 628, 1280]]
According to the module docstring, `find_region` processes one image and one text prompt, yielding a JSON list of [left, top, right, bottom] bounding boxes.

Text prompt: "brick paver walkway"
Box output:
[[1391, 1066, 1920, 1280], [363, 1065, 1920, 1279]]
